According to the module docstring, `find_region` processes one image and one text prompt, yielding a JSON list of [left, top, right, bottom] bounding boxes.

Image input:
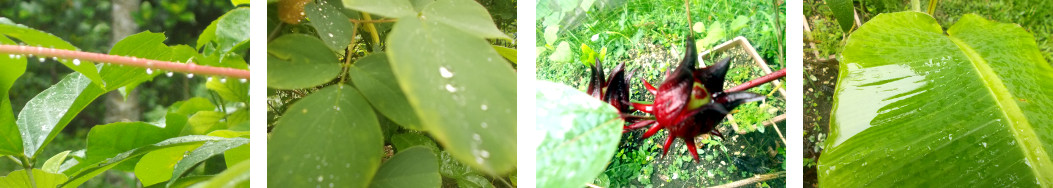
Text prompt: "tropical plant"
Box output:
[[0, 4, 250, 188], [820, 11, 1053, 186], [265, 0, 516, 187]]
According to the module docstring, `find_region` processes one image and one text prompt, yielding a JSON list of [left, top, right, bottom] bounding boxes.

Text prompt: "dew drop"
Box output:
[[220, 78, 228, 83], [7, 54, 13, 58], [207, 77, 214, 82], [166, 72, 174, 77], [239, 78, 247, 83], [480, 150, 490, 158], [439, 66, 454, 78], [38, 57, 45, 62], [328, 33, 334, 37], [51, 57, 57, 61], [333, 106, 341, 111], [186, 73, 194, 78], [481, 122, 488, 128], [146, 68, 153, 74], [473, 134, 481, 141], [481, 104, 488, 111], [317, 175, 324, 182], [445, 84, 457, 92]]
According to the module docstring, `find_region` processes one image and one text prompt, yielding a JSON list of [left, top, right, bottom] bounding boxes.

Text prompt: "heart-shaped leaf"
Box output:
[[268, 85, 383, 188], [821, 12, 1053, 186]]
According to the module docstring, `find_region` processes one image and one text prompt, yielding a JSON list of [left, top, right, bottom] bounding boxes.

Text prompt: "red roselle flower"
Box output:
[[625, 34, 765, 162], [586, 58, 633, 113]]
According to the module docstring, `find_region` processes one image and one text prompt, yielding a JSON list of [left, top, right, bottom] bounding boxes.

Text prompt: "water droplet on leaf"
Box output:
[[439, 67, 454, 78]]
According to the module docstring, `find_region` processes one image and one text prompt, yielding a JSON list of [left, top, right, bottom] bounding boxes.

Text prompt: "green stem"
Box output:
[[926, 0, 939, 15], [20, 156, 36, 188]]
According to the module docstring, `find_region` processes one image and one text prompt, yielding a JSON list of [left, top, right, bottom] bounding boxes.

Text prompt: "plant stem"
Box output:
[[710, 171, 785, 188], [20, 156, 36, 188], [0, 45, 250, 79], [726, 68, 785, 93]]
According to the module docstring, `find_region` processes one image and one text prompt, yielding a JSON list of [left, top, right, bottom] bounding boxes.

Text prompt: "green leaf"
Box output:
[[62, 135, 233, 188], [821, 12, 1053, 186], [348, 53, 422, 130], [42, 150, 72, 174], [456, 174, 493, 188], [17, 72, 106, 158], [85, 122, 175, 171], [423, 0, 510, 39], [0, 35, 25, 155], [729, 15, 749, 32], [231, 0, 249, 6], [544, 25, 559, 46], [549, 41, 572, 62], [214, 8, 250, 54], [185, 111, 226, 135], [698, 21, 725, 48], [342, 0, 416, 18], [268, 85, 383, 188], [167, 137, 249, 187], [0, 169, 68, 188], [390, 132, 439, 154], [0, 23, 104, 86], [827, 0, 855, 32], [134, 144, 203, 186], [205, 77, 249, 103], [267, 34, 341, 90], [190, 159, 250, 188], [305, 1, 355, 55], [439, 151, 471, 179], [388, 15, 517, 174], [369, 147, 441, 188], [535, 80, 622, 187], [492, 45, 516, 64], [101, 31, 172, 93]]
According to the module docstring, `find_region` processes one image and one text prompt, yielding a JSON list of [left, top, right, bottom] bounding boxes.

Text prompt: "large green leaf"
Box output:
[[369, 147, 441, 188], [189, 159, 250, 188], [423, 0, 510, 39], [85, 122, 177, 171], [388, 8, 517, 174], [214, 8, 250, 55], [0, 169, 68, 188], [62, 135, 233, 188], [535, 80, 622, 187], [0, 35, 26, 155], [305, 1, 354, 55], [267, 34, 341, 90], [348, 53, 422, 130], [134, 144, 203, 186], [821, 12, 1053, 186], [100, 31, 172, 94], [268, 85, 383, 188], [16, 72, 106, 158]]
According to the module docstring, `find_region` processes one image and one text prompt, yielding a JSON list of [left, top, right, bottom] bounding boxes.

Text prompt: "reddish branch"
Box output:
[[0, 44, 250, 79], [726, 68, 785, 93]]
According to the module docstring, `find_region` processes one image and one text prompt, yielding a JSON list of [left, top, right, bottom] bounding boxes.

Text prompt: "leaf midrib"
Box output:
[[948, 35, 1053, 184]]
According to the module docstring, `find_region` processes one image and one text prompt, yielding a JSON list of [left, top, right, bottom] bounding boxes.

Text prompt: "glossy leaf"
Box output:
[[167, 137, 249, 187], [42, 150, 71, 174], [305, 1, 354, 54], [62, 135, 232, 188], [342, 0, 416, 18], [535, 80, 622, 187], [369, 147, 441, 188], [0, 35, 25, 155], [267, 34, 341, 90], [206, 77, 249, 103], [388, 12, 517, 174], [191, 159, 250, 188], [0, 169, 68, 188], [390, 132, 439, 154], [821, 12, 1053, 186], [214, 8, 250, 54], [85, 122, 175, 171], [134, 144, 203, 186], [348, 53, 422, 130], [268, 85, 383, 188], [16, 72, 106, 158], [0, 23, 104, 86], [185, 111, 226, 135]]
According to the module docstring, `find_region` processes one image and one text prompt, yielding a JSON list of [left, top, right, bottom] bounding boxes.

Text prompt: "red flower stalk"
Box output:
[[586, 58, 633, 113], [625, 34, 765, 162]]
